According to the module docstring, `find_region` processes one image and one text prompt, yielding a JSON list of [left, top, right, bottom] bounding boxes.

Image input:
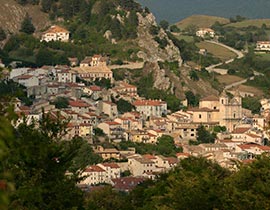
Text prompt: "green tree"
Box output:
[[53, 97, 69, 109], [116, 98, 134, 114], [170, 25, 180, 33], [20, 13, 35, 34], [197, 125, 215, 143], [223, 155, 270, 210], [36, 48, 54, 66], [157, 135, 182, 156], [185, 91, 200, 107], [0, 27, 6, 41], [159, 20, 169, 30], [68, 137, 102, 172], [242, 96, 262, 114], [189, 70, 199, 81], [6, 114, 84, 209]]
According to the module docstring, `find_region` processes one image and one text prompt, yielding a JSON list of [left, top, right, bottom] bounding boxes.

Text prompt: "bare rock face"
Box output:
[[136, 12, 182, 93], [136, 13, 182, 64]]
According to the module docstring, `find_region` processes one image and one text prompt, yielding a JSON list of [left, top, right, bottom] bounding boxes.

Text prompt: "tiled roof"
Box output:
[[69, 100, 89, 107], [100, 163, 120, 168], [84, 165, 105, 173], [89, 85, 102, 91], [111, 177, 146, 192], [44, 25, 69, 34], [232, 127, 250, 134], [133, 100, 166, 106], [16, 75, 33, 80], [200, 95, 219, 101]]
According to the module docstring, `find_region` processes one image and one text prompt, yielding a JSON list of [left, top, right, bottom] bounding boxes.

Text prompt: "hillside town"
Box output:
[[3, 46, 270, 191]]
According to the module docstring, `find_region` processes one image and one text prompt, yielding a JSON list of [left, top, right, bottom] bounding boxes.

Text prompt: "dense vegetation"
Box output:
[[2, 0, 144, 66], [82, 155, 270, 210]]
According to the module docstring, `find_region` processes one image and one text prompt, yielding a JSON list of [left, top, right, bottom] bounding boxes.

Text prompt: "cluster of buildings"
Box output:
[[3, 24, 270, 191], [7, 54, 270, 189]]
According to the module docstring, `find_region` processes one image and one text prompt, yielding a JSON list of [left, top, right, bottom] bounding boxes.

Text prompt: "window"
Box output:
[[199, 114, 202, 119]]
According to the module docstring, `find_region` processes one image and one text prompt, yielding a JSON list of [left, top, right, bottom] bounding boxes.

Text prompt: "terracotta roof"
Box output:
[[84, 165, 105, 173], [200, 95, 219, 102], [16, 75, 33, 80], [133, 100, 166, 106], [111, 177, 146, 192], [69, 100, 89, 107], [72, 65, 112, 73], [104, 121, 120, 125], [188, 107, 217, 112], [44, 25, 69, 34], [166, 157, 178, 164], [257, 41, 270, 44], [246, 133, 261, 138], [143, 154, 157, 160], [176, 152, 190, 157], [232, 127, 250, 134], [89, 85, 102, 91], [100, 163, 120, 168]]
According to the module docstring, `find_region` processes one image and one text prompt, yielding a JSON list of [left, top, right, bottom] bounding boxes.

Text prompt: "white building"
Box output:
[[133, 99, 167, 117], [255, 41, 270, 51], [80, 165, 106, 185], [41, 25, 70, 42], [14, 75, 39, 87], [56, 69, 76, 83], [128, 157, 156, 177], [97, 163, 121, 183], [196, 28, 215, 38]]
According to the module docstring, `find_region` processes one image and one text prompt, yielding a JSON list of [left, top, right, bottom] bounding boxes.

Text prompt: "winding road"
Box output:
[[205, 40, 244, 74]]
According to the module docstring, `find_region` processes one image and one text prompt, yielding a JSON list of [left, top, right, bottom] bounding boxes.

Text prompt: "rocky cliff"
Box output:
[[135, 12, 218, 98]]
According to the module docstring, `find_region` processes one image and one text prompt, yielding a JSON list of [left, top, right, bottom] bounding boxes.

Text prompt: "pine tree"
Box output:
[[0, 27, 7, 41], [20, 13, 35, 34]]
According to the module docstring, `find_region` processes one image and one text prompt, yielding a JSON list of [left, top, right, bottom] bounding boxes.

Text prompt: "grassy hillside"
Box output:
[[196, 41, 237, 62], [0, 0, 50, 34], [226, 19, 270, 28], [175, 15, 229, 29]]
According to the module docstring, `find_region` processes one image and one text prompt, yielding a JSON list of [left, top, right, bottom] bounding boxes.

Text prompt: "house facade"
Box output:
[[41, 25, 69, 42], [133, 99, 167, 117], [196, 28, 215, 38]]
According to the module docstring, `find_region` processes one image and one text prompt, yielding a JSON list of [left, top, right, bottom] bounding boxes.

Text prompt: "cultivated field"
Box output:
[[216, 75, 244, 85], [196, 41, 237, 62], [237, 85, 264, 97]]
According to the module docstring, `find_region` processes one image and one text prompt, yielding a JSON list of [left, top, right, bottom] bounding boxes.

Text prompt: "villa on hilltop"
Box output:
[[196, 28, 215, 38], [255, 41, 270, 51], [41, 25, 70, 42]]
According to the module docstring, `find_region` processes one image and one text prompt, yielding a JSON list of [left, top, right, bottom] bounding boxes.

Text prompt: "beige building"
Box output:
[[196, 28, 215, 38], [72, 65, 113, 81], [255, 41, 270, 51], [97, 121, 124, 141], [133, 99, 167, 118], [41, 25, 69, 42], [187, 93, 242, 132], [80, 165, 106, 185], [98, 101, 118, 118], [94, 146, 120, 160], [128, 156, 156, 177], [97, 163, 121, 183]]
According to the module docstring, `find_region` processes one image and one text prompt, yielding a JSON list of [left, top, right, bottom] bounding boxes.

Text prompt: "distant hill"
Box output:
[[137, 0, 270, 23], [226, 19, 270, 28], [175, 15, 229, 30]]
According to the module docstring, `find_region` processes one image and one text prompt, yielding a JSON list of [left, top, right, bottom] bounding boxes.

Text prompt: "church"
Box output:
[[187, 92, 242, 132]]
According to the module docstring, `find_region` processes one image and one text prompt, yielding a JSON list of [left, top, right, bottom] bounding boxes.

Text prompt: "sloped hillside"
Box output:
[[0, 0, 50, 34]]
